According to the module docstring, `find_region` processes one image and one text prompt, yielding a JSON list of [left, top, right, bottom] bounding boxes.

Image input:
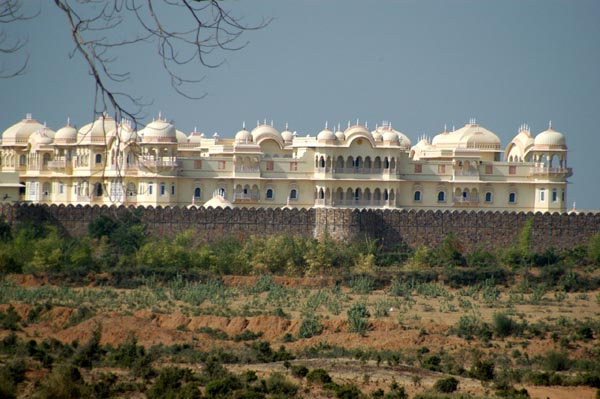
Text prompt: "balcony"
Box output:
[[332, 167, 386, 175], [233, 165, 260, 177], [138, 157, 180, 172], [233, 193, 260, 203], [453, 196, 480, 206], [314, 198, 392, 208], [529, 167, 573, 178]]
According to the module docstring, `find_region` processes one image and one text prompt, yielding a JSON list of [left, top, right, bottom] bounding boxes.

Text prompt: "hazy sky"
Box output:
[[1, 0, 599, 210]]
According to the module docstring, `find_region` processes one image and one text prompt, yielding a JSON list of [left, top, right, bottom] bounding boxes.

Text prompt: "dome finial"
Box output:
[[549, 120, 552, 130], [67, 117, 71, 127], [242, 121, 246, 129], [285, 122, 289, 130], [325, 120, 328, 129]]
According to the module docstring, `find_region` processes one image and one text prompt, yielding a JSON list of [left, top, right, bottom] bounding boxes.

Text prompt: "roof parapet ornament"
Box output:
[[25, 113, 32, 120], [549, 120, 553, 130], [469, 117, 477, 125]]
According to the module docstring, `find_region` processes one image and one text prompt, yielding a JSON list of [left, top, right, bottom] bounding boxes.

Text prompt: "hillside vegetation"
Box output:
[[1, 214, 600, 398]]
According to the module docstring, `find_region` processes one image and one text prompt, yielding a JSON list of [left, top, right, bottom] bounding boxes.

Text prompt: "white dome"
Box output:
[[335, 130, 345, 141], [432, 122, 500, 150], [382, 130, 399, 144], [203, 194, 233, 209], [140, 118, 177, 143], [371, 130, 382, 142], [251, 124, 280, 142], [176, 130, 188, 144], [317, 128, 336, 142], [78, 115, 118, 145], [28, 127, 54, 146], [2, 115, 46, 146], [235, 129, 252, 143], [188, 129, 204, 144], [281, 129, 294, 143], [54, 124, 78, 144], [534, 127, 566, 147]]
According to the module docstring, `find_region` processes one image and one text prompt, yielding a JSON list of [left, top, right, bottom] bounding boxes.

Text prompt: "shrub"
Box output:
[[291, 365, 309, 378], [34, 364, 90, 399], [146, 366, 199, 399], [307, 368, 332, 385], [469, 359, 495, 381], [0, 305, 21, 331], [298, 316, 323, 339], [204, 375, 242, 399], [587, 232, 600, 265], [347, 303, 370, 336], [433, 377, 459, 393], [265, 372, 298, 396], [492, 313, 522, 338], [335, 384, 364, 399], [544, 351, 571, 372], [233, 330, 263, 342]]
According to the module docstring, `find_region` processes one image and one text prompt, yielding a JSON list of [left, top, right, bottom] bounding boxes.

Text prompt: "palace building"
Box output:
[[0, 114, 572, 212]]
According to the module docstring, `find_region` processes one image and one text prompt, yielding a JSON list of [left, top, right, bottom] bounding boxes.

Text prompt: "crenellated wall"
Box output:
[[1, 204, 599, 252]]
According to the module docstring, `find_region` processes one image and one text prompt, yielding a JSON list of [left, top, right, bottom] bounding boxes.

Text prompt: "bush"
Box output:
[[306, 368, 332, 385], [265, 372, 298, 396], [492, 313, 522, 338], [298, 317, 323, 339], [433, 377, 459, 393], [204, 375, 242, 399], [544, 351, 571, 372], [335, 384, 364, 399], [347, 303, 370, 336], [146, 366, 199, 399], [291, 365, 309, 378], [469, 359, 495, 381]]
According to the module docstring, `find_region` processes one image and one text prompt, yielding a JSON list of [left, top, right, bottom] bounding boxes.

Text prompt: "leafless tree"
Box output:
[[1, 0, 268, 124]]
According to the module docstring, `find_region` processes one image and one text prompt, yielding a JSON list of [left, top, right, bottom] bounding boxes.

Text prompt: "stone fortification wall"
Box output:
[[0, 204, 316, 241], [1, 204, 600, 252], [315, 208, 600, 252]]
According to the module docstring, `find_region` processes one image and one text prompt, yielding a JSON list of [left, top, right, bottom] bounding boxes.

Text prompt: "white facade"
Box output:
[[0, 115, 572, 212]]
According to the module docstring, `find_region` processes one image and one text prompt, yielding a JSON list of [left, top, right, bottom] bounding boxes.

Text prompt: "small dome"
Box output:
[[54, 123, 78, 144], [2, 115, 46, 146], [203, 194, 233, 209], [281, 129, 294, 143], [371, 130, 383, 142], [78, 115, 118, 144], [534, 126, 566, 147], [176, 130, 188, 144], [382, 130, 399, 144], [188, 129, 204, 144], [251, 124, 280, 142], [140, 118, 176, 143], [235, 129, 252, 143], [335, 130, 345, 141], [432, 122, 500, 150], [317, 128, 336, 142], [28, 127, 54, 146]]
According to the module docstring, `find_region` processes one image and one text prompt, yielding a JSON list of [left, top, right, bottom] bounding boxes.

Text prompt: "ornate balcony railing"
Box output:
[[529, 167, 573, 177]]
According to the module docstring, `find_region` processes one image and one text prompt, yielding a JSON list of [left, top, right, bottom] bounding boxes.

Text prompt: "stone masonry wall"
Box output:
[[1, 204, 600, 252]]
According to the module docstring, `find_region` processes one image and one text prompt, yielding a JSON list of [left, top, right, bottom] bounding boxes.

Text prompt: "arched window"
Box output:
[[437, 191, 445, 202], [485, 192, 493, 203], [160, 182, 166, 195], [95, 183, 103, 197], [194, 187, 201, 198], [552, 189, 557, 202], [414, 191, 422, 202], [290, 189, 298, 200], [95, 153, 102, 164], [540, 189, 545, 202], [266, 188, 274, 200], [148, 182, 154, 195], [19, 155, 26, 166], [509, 192, 517, 204], [320, 157, 325, 168], [319, 189, 325, 199], [171, 184, 176, 196]]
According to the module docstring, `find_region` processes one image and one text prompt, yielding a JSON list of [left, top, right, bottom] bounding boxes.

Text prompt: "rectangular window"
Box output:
[[266, 160, 274, 171], [561, 190, 565, 202], [160, 183, 166, 196], [509, 165, 516, 175], [148, 183, 153, 195], [540, 190, 545, 202], [194, 160, 202, 169], [414, 164, 422, 173], [171, 185, 176, 196], [437, 164, 445, 174], [59, 183, 64, 194], [485, 165, 493, 174], [218, 160, 226, 170], [290, 161, 298, 171], [552, 189, 557, 202]]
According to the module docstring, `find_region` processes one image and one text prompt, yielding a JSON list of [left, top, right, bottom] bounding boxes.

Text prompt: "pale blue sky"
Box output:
[[1, 0, 599, 210]]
